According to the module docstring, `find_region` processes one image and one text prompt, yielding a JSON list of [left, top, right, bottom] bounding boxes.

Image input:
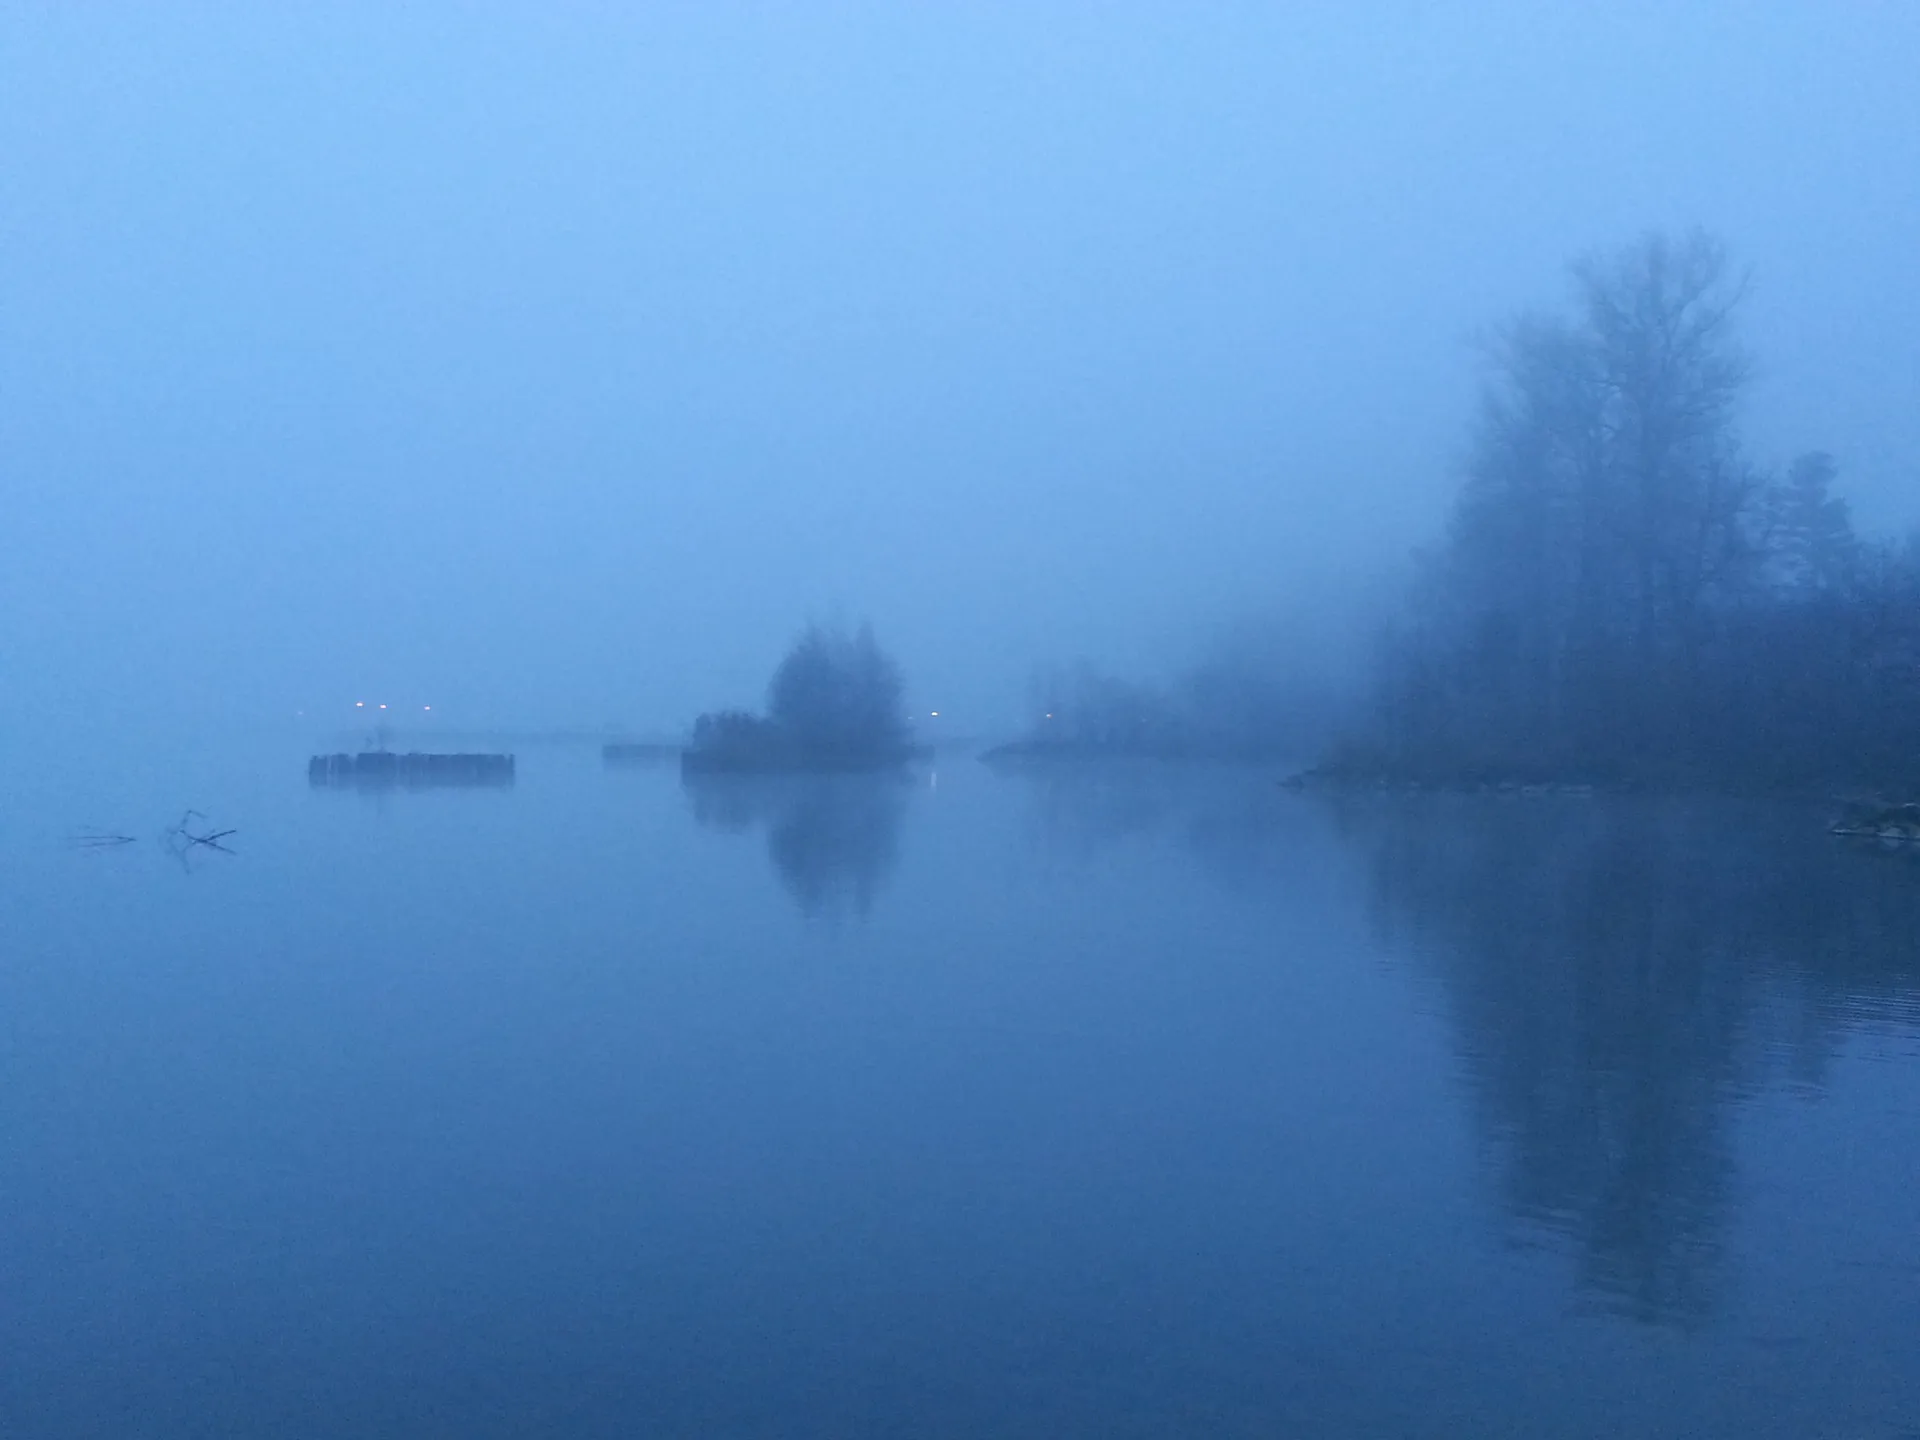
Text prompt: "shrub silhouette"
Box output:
[[686, 624, 912, 771]]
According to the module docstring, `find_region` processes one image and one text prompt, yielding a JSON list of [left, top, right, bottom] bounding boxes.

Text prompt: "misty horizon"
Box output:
[[6, 6, 1917, 742], [7, 10, 1920, 1438]]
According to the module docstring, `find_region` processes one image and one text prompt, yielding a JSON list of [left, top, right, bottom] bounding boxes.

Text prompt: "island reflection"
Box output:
[[682, 770, 908, 921]]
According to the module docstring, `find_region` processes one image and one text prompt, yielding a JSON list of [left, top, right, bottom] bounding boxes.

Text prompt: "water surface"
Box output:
[[3, 742, 1917, 1437]]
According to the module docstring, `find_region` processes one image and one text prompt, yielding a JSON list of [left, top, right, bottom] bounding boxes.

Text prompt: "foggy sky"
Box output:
[[4, 3, 1916, 740]]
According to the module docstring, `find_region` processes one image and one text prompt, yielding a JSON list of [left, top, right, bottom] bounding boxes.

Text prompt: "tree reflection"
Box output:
[[991, 764, 1920, 1325], [987, 758, 1318, 891], [682, 771, 907, 921], [1347, 792, 1920, 1324]]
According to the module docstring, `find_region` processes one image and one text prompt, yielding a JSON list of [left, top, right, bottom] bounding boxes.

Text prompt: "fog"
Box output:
[[11, 13, 1920, 1433], [5, 3, 1917, 742]]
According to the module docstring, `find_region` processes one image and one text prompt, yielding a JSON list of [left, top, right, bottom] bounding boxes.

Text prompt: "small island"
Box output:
[[682, 623, 921, 773]]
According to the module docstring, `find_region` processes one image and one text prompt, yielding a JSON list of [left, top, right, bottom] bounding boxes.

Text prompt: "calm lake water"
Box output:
[[4, 739, 1918, 1438]]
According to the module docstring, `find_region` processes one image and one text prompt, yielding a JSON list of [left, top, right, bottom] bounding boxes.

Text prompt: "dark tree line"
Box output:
[[991, 643, 1349, 764], [1351, 230, 1920, 791]]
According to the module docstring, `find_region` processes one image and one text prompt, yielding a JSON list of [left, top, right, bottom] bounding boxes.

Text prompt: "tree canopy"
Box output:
[[686, 624, 913, 771], [1354, 230, 1920, 790]]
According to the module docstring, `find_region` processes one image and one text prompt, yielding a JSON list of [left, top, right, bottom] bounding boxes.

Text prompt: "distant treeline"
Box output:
[[988, 655, 1345, 764], [1335, 229, 1920, 792], [1020, 230, 1919, 792]]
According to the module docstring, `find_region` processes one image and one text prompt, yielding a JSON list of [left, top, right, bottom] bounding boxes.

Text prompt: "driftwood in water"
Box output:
[[1831, 800, 1920, 843], [308, 752, 515, 788], [69, 828, 137, 849], [162, 810, 237, 856]]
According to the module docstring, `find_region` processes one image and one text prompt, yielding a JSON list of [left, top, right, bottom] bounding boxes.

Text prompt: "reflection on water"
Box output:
[[991, 757, 1312, 891], [9, 752, 1920, 1435], [682, 770, 908, 920], [997, 768, 1920, 1327], [1342, 793, 1920, 1323]]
